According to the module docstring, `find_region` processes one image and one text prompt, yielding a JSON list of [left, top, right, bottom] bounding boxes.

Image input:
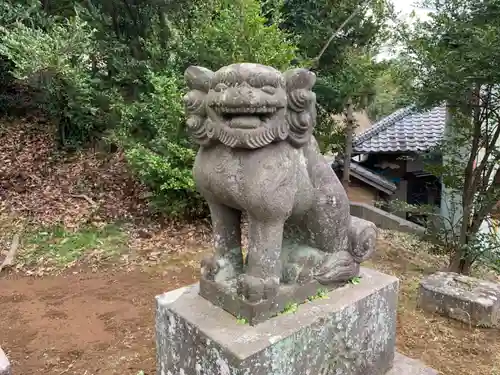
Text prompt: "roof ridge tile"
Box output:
[[353, 105, 416, 146]]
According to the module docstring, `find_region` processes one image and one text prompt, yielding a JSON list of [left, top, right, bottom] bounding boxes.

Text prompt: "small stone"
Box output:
[[386, 353, 438, 375], [418, 271, 500, 327], [0, 347, 12, 375]]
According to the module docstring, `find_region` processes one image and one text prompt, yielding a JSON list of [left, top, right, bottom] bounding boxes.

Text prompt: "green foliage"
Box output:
[[178, 0, 296, 71], [307, 288, 329, 301], [314, 108, 346, 154], [365, 58, 416, 121], [0, 14, 107, 147], [236, 316, 249, 324], [273, 0, 395, 150], [125, 143, 205, 217], [314, 49, 380, 113], [0, 0, 50, 114], [398, 0, 500, 273], [349, 276, 362, 285], [280, 302, 299, 315], [280, 0, 393, 111]]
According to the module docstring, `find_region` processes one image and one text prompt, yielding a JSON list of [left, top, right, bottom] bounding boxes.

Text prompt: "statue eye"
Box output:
[[214, 83, 228, 92], [261, 86, 276, 94]]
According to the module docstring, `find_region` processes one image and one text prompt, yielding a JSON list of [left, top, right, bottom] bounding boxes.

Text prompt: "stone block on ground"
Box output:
[[419, 271, 500, 327], [156, 267, 398, 375], [386, 353, 438, 375], [0, 347, 11, 375]]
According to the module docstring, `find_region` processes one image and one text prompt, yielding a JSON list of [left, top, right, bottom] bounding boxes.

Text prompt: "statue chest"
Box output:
[[193, 143, 300, 211]]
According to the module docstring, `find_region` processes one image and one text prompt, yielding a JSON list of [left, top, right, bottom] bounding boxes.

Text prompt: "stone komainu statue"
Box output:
[[183, 63, 377, 303]]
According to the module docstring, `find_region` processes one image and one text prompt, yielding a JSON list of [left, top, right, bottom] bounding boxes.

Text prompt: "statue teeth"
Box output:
[[219, 106, 277, 114]]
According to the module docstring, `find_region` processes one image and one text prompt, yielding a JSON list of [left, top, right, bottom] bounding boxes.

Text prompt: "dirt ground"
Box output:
[[0, 119, 499, 375], [0, 260, 199, 375], [1, 232, 500, 375]]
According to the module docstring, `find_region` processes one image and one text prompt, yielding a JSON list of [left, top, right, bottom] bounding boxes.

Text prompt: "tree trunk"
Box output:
[[343, 97, 354, 191], [448, 250, 473, 275], [446, 84, 481, 275]]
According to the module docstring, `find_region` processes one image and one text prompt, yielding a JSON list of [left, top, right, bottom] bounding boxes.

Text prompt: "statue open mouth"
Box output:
[[212, 105, 281, 129]]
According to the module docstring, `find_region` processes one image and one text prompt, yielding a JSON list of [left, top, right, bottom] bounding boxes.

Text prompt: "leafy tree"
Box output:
[[400, 0, 500, 274], [365, 57, 416, 121], [0, 0, 54, 115], [279, 0, 393, 112], [268, 0, 395, 155], [178, 0, 296, 71], [0, 0, 297, 218]]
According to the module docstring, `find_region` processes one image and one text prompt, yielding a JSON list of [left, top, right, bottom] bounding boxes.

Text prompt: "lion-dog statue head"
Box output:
[[183, 63, 317, 149]]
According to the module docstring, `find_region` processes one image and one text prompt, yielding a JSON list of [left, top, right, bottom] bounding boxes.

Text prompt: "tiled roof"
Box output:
[[332, 159, 397, 195], [353, 105, 447, 153]]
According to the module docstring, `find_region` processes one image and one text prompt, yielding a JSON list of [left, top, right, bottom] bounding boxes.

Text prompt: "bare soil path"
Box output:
[[0, 264, 197, 375], [2, 235, 500, 375]]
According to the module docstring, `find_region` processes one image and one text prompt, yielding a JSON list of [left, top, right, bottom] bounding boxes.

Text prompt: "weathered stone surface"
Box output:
[[183, 63, 377, 320], [199, 275, 341, 326], [156, 267, 398, 375], [386, 353, 438, 375], [349, 202, 425, 236], [419, 272, 500, 327], [0, 347, 11, 375]]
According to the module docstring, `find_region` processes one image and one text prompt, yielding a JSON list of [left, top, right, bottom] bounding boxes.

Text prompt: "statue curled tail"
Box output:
[[315, 216, 377, 284]]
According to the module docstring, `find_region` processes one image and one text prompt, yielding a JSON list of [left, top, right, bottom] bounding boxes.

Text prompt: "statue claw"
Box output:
[[237, 274, 280, 303], [201, 255, 241, 282], [200, 255, 220, 280]]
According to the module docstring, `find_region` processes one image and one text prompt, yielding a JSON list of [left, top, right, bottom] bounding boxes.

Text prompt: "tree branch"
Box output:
[[470, 167, 500, 234], [312, 0, 372, 67], [459, 84, 481, 207], [471, 106, 500, 195], [0, 230, 22, 272]]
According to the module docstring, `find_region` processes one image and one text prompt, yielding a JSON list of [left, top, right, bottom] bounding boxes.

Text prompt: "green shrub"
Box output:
[[177, 0, 296, 71], [0, 0, 50, 115], [0, 14, 107, 147], [109, 0, 297, 218], [0, 0, 297, 219], [111, 69, 207, 218]]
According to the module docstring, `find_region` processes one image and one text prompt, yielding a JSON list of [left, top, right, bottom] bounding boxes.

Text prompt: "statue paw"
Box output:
[[200, 255, 219, 280], [201, 255, 240, 281], [237, 274, 280, 303], [315, 251, 359, 284]]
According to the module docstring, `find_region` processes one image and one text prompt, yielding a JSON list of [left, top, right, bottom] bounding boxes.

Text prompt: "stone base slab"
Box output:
[[156, 267, 398, 375], [0, 347, 11, 375], [387, 353, 438, 375], [200, 276, 344, 326], [419, 272, 500, 327]]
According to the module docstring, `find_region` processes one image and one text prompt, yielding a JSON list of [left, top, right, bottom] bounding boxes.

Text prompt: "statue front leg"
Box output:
[[201, 202, 243, 282], [237, 217, 284, 302]]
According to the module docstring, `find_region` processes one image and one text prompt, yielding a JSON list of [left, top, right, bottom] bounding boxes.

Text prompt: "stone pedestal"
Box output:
[[157, 268, 406, 375], [0, 347, 11, 375], [200, 275, 340, 326]]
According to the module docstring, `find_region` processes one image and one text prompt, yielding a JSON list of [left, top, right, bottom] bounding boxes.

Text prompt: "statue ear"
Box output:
[[184, 66, 214, 93], [283, 68, 316, 91]]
